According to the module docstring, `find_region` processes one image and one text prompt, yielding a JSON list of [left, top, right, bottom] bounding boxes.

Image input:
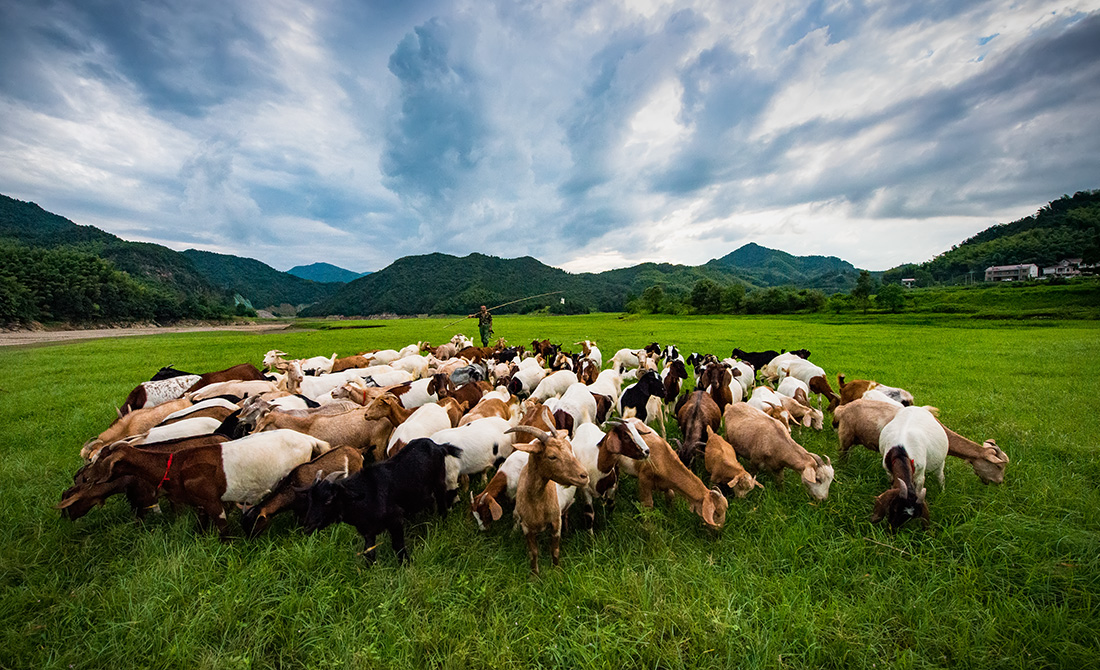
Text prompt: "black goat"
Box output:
[[731, 348, 781, 371], [300, 438, 459, 563], [619, 370, 666, 423]]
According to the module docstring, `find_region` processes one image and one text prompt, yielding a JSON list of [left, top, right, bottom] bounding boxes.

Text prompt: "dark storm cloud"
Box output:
[[380, 17, 488, 217]]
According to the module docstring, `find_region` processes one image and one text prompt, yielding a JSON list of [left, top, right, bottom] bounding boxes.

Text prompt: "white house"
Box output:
[[985, 264, 1038, 282]]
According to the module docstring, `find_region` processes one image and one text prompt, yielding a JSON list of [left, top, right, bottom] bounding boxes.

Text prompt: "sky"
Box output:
[[1, 1, 1098, 274]]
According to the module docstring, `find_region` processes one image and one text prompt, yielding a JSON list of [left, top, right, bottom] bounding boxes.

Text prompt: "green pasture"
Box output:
[[2, 314, 1099, 669]]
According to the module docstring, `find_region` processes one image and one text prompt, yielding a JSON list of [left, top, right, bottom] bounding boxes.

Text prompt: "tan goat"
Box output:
[[617, 418, 728, 529], [507, 425, 590, 576], [703, 426, 762, 498], [723, 404, 834, 500]]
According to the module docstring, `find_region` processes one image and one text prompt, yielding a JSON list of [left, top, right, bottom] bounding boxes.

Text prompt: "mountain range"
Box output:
[[2, 188, 1096, 321]]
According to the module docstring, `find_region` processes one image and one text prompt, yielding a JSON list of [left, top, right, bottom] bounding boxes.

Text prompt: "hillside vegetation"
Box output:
[[288, 262, 368, 283], [0, 195, 340, 323], [884, 190, 1100, 285], [303, 245, 860, 317], [181, 250, 343, 311]]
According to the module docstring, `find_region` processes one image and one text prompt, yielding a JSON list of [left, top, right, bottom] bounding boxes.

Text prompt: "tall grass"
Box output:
[[1, 314, 1098, 669]]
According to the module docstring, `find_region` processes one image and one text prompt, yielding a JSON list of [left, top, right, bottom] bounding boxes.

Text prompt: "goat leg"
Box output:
[[389, 521, 408, 564], [550, 531, 561, 567], [525, 531, 540, 576]]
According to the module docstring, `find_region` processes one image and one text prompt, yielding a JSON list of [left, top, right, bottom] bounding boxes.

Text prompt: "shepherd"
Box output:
[[470, 305, 494, 347]]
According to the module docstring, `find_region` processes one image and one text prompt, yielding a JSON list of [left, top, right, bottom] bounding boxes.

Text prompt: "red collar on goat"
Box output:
[[156, 453, 174, 491]]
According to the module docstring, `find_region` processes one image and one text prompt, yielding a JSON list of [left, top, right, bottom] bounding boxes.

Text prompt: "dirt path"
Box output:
[[0, 323, 299, 347]]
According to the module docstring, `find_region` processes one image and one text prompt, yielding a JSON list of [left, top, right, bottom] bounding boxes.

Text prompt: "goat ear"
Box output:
[[801, 413, 812, 428], [489, 497, 503, 521], [870, 490, 893, 522], [512, 440, 542, 454], [800, 466, 817, 488], [701, 493, 718, 527]]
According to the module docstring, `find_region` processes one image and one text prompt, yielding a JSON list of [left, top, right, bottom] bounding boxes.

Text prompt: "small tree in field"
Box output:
[[851, 270, 874, 313], [876, 283, 905, 313]]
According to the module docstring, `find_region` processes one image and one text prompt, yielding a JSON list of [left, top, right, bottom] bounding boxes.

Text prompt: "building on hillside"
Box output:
[[985, 264, 1038, 282], [1041, 259, 1083, 278], [901, 278, 916, 288]]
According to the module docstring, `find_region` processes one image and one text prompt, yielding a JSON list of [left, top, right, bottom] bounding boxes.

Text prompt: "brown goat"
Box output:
[[254, 406, 393, 457], [675, 391, 722, 465], [617, 419, 728, 529], [723, 404, 834, 500], [703, 426, 762, 498], [82, 398, 194, 460], [941, 425, 1009, 485], [459, 396, 513, 426], [507, 425, 589, 575]]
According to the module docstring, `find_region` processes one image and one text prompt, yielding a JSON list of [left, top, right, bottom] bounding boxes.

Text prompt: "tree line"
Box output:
[[623, 271, 906, 316], [0, 243, 248, 325]]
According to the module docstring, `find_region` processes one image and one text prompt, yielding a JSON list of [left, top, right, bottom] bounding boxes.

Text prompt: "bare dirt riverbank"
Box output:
[[0, 323, 299, 348]]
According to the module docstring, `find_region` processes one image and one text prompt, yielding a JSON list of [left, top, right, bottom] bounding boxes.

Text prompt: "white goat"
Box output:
[[878, 406, 949, 492], [531, 370, 579, 401], [432, 416, 517, 494]]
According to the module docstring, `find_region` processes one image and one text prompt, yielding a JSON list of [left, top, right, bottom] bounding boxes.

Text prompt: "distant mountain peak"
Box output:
[[287, 262, 368, 284]]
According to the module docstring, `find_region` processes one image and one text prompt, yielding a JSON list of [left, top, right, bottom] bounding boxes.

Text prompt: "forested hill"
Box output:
[[302, 253, 602, 316], [0, 194, 344, 323], [302, 245, 864, 317], [705, 243, 859, 293], [181, 250, 344, 311], [884, 190, 1100, 285], [288, 262, 368, 283]]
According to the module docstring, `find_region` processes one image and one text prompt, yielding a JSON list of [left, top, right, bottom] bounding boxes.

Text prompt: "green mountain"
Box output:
[[883, 190, 1100, 285], [181, 250, 343, 311], [0, 194, 345, 322], [301, 245, 863, 317], [287, 262, 369, 283], [705, 242, 858, 292]]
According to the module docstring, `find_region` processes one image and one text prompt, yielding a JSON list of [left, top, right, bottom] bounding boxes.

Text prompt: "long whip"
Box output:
[[440, 290, 565, 329]]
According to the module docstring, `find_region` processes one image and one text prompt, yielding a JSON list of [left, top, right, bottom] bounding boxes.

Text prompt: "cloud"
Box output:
[[0, 0, 1098, 277]]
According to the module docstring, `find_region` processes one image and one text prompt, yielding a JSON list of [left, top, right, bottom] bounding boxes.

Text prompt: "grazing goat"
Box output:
[[723, 404, 834, 500], [941, 425, 1009, 485], [778, 358, 841, 410], [254, 406, 393, 458], [82, 398, 194, 459], [878, 406, 949, 493], [301, 438, 457, 563], [871, 445, 929, 529], [506, 425, 589, 575], [240, 446, 365, 537], [616, 419, 728, 529], [66, 429, 329, 536], [674, 391, 722, 466], [703, 426, 762, 498]]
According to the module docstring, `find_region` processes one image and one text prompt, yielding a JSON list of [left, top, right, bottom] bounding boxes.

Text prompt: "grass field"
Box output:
[[2, 314, 1099, 669]]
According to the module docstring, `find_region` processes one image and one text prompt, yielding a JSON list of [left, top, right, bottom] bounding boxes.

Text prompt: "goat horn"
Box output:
[[506, 425, 551, 444], [897, 479, 908, 499]]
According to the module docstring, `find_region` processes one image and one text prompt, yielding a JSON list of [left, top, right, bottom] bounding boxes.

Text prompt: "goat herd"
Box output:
[[59, 335, 1011, 574]]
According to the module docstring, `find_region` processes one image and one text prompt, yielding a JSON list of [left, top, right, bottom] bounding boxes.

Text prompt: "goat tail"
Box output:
[[922, 405, 941, 417], [441, 443, 463, 459]]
